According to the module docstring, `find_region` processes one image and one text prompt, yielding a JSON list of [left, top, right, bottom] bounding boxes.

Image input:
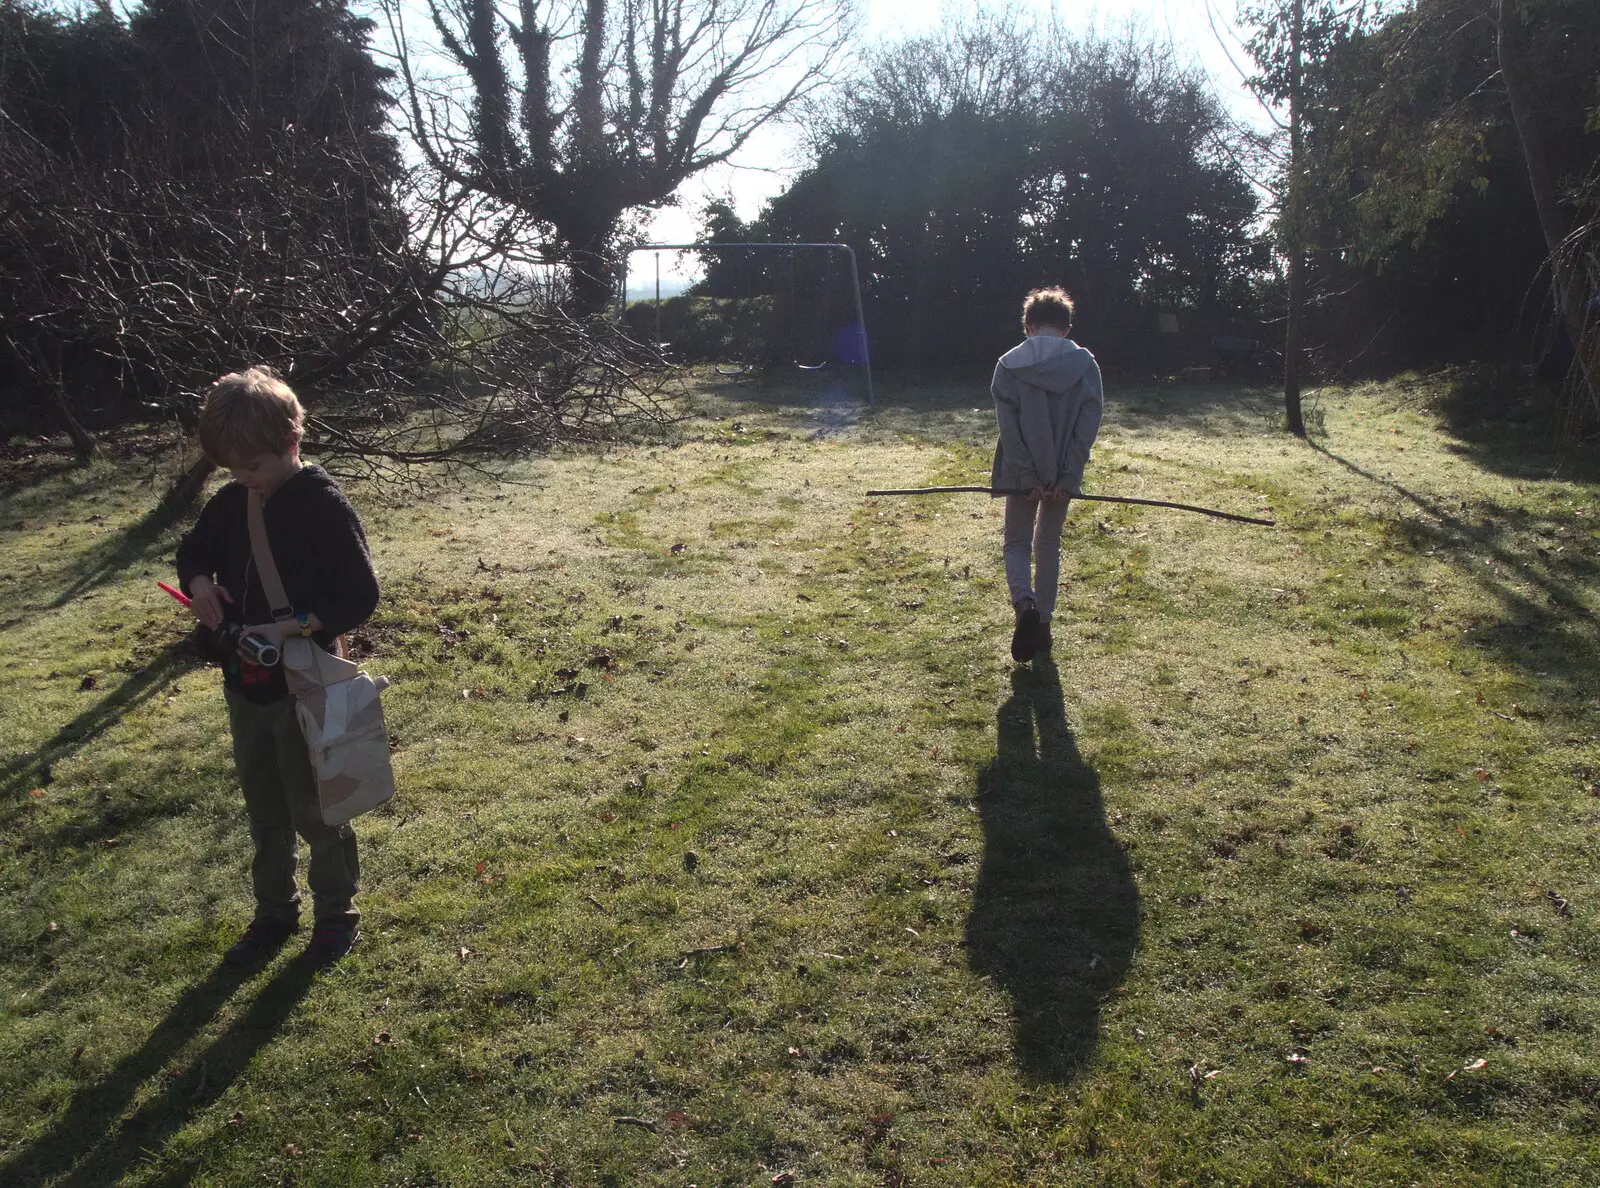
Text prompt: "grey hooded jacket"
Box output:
[[990, 335, 1104, 494]]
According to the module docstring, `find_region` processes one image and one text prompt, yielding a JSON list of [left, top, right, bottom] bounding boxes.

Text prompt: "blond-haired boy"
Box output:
[[176, 368, 380, 967], [990, 288, 1104, 663]]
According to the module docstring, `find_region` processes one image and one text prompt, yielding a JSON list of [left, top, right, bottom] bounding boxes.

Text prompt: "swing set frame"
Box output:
[[620, 242, 874, 405]]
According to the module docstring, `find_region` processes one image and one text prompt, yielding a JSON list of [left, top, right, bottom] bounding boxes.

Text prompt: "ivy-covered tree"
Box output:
[[391, 0, 855, 314]]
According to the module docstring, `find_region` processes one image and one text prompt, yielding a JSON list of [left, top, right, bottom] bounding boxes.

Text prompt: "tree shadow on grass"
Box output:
[[0, 485, 194, 642], [46, 494, 191, 612], [1428, 369, 1600, 484], [0, 640, 200, 799], [966, 659, 1140, 1083], [1, 959, 315, 1188], [1307, 440, 1599, 701], [0, 455, 85, 504]]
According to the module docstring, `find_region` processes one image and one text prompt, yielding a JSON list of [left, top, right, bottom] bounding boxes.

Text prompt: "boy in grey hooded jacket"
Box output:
[[990, 287, 1103, 662]]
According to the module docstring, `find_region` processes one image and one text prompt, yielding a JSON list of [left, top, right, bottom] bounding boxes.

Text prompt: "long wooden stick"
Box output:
[[863, 486, 1276, 526]]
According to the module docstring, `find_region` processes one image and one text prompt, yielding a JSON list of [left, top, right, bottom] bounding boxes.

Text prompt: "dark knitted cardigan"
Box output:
[[176, 466, 380, 703]]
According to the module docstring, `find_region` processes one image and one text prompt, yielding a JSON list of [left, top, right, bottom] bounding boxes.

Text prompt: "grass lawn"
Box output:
[[2, 369, 1598, 1186]]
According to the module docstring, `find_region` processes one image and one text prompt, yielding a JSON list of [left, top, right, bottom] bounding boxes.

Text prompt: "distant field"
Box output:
[[625, 275, 697, 302], [2, 370, 1597, 1186]]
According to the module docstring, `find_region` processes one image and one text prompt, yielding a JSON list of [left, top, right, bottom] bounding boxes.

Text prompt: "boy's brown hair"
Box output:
[[197, 367, 304, 466], [1022, 287, 1075, 334]]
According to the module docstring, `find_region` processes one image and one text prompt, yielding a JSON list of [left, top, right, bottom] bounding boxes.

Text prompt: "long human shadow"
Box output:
[[966, 659, 1140, 1082], [1, 959, 315, 1188], [0, 639, 200, 799]]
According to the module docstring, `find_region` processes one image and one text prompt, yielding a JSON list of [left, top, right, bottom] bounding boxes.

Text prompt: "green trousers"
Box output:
[[226, 688, 360, 924]]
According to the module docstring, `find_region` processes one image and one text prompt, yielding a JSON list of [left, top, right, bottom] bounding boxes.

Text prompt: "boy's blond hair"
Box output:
[[197, 367, 304, 466], [1022, 287, 1075, 334]]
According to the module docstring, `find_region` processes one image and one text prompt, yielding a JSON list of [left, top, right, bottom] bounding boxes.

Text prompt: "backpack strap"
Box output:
[[246, 489, 296, 622]]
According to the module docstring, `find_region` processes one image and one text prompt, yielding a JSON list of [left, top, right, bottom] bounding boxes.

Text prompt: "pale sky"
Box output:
[[632, 0, 1268, 289]]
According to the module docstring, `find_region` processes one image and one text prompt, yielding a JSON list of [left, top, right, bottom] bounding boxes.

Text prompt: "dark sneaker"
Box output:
[[1035, 619, 1053, 656], [1010, 600, 1040, 663], [301, 921, 361, 969], [223, 918, 298, 967]]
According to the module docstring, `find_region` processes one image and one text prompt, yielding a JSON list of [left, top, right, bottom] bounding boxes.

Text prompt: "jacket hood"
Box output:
[[997, 335, 1095, 394]]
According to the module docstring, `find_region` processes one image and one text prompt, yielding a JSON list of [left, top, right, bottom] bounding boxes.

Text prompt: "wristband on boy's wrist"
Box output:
[[296, 613, 313, 638]]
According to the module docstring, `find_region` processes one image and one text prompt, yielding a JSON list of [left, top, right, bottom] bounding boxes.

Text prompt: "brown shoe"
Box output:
[[301, 920, 361, 969], [1010, 599, 1040, 663], [1035, 619, 1053, 655], [223, 917, 298, 967]]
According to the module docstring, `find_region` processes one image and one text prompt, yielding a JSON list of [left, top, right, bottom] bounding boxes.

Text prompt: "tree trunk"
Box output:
[[51, 387, 99, 466], [1497, 0, 1599, 414], [566, 257, 618, 317], [1283, 0, 1308, 438], [161, 455, 217, 513], [17, 335, 99, 465], [557, 215, 622, 316]]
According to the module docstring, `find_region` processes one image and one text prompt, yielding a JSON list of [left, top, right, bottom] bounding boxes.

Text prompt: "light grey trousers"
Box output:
[[1003, 495, 1070, 621]]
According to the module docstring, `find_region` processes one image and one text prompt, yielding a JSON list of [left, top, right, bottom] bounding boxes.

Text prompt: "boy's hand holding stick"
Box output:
[[863, 486, 1275, 527], [164, 576, 233, 629]]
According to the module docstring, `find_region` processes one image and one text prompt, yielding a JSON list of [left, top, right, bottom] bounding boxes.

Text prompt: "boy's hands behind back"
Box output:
[[188, 576, 233, 629]]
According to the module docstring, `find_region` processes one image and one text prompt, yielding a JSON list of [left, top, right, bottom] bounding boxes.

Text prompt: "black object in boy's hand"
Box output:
[[196, 621, 281, 668]]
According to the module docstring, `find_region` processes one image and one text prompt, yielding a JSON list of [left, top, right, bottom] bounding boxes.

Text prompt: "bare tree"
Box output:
[[386, 0, 855, 313], [1, 116, 677, 501], [3, 0, 680, 494], [1233, 0, 1367, 437]]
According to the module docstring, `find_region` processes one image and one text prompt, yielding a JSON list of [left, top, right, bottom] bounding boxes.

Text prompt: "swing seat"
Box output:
[[794, 359, 828, 371]]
